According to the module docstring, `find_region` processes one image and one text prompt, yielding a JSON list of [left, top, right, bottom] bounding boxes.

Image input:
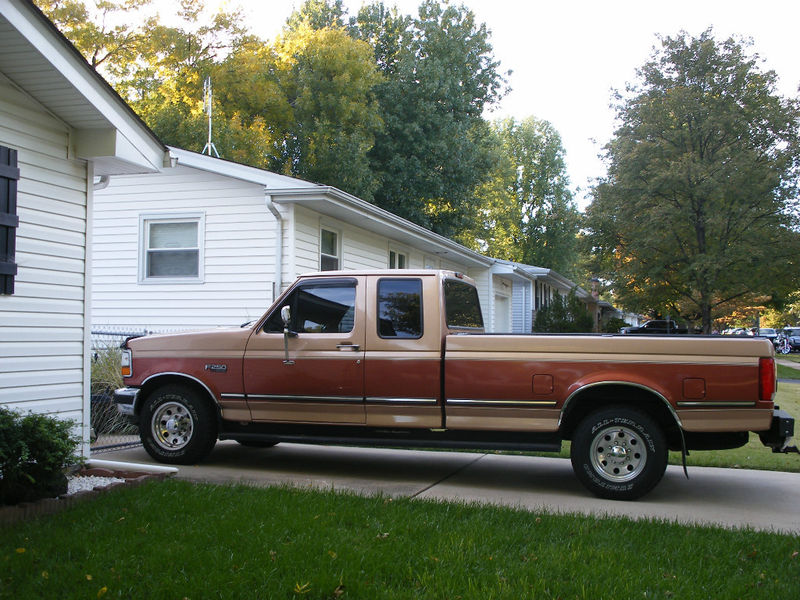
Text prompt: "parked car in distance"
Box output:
[[783, 327, 800, 352], [756, 328, 778, 342], [620, 319, 689, 334]]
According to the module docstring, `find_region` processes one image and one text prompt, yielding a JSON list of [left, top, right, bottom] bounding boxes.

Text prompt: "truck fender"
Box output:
[[559, 380, 683, 431], [137, 372, 222, 417]]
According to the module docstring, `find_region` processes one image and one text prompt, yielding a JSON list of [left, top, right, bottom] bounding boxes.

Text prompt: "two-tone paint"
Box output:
[[120, 270, 778, 443]]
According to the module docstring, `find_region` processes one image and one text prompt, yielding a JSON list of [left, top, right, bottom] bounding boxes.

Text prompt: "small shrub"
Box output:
[[91, 344, 123, 396], [603, 317, 630, 333], [0, 407, 81, 505]]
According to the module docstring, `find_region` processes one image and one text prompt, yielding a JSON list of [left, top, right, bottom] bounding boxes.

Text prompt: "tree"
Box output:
[[352, 0, 508, 237], [585, 30, 800, 333], [215, 25, 383, 198], [533, 288, 594, 333], [462, 117, 582, 278], [286, 0, 347, 31]]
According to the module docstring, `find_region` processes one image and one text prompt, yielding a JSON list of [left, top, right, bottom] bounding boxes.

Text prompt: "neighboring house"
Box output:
[[0, 0, 169, 454], [92, 149, 604, 336], [490, 260, 599, 332], [92, 147, 499, 333]]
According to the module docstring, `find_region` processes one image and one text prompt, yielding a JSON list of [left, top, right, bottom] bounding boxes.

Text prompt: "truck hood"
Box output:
[[126, 327, 254, 354]]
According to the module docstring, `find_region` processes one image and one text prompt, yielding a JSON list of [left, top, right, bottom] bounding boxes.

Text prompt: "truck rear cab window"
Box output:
[[265, 280, 356, 333], [378, 278, 422, 338], [444, 279, 483, 329]]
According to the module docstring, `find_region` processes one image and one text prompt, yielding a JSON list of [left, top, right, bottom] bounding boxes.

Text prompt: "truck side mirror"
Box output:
[[280, 305, 295, 365], [280, 305, 291, 328]]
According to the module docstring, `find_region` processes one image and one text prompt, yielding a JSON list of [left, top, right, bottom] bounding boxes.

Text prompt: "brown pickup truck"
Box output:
[[115, 270, 796, 500]]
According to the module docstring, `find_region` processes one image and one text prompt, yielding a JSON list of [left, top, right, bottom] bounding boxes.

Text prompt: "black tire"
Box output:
[[570, 406, 667, 501], [139, 384, 218, 464]]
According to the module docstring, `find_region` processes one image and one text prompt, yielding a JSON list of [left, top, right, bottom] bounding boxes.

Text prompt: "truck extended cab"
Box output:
[[115, 270, 796, 500]]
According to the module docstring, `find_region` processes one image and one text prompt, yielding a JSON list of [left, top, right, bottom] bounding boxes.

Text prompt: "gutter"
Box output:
[[265, 192, 282, 300]]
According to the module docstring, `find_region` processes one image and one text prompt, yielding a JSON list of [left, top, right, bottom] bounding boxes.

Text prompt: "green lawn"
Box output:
[[2, 480, 799, 599]]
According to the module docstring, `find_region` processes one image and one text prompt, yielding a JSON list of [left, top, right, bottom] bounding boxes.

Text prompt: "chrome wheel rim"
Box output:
[[151, 401, 193, 451], [590, 425, 646, 483]]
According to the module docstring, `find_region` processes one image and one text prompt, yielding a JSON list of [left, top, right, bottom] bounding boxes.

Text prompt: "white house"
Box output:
[[92, 148, 605, 336], [490, 260, 600, 332], [0, 0, 169, 453], [92, 147, 505, 333]]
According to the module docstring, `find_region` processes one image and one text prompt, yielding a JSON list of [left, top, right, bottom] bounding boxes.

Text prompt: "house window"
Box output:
[[140, 214, 203, 282], [0, 146, 19, 295], [389, 249, 407, 269], [320, 228, 339, 271]]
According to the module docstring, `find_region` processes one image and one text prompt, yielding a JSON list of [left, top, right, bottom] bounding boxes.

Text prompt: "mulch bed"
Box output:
[[0, 467, 171, 526]]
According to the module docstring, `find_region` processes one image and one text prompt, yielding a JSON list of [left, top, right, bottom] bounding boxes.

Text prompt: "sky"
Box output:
[[212, 0, 800, 209]]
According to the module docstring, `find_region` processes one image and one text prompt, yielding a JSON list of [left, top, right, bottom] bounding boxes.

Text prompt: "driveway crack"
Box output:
[[408, 453, 487, 500]]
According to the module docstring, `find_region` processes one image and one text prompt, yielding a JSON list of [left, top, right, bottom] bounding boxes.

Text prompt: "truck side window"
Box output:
[[377, 278, 422, 339], [444, 279, 484, 329], [264, 280, 357, 333]]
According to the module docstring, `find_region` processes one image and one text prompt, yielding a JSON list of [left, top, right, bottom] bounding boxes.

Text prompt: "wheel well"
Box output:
[[559, 384, 682, 448], [136, 375, 221, 422]]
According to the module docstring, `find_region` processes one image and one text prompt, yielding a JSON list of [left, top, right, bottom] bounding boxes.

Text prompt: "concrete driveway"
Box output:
[[99, 441, 800, 534]]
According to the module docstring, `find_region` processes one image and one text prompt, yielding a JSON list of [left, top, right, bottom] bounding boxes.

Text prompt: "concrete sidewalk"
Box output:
[[99, 441, 800, 534]]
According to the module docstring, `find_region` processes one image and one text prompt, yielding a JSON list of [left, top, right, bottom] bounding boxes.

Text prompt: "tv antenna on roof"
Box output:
[[202, 76, 220, 158]]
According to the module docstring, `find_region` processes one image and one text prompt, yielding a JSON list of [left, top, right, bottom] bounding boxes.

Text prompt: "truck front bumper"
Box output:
[[114, 387, 140, 424], [759, 408, 798, 453]]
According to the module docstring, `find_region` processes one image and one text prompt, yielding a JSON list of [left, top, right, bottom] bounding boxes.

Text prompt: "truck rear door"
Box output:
[[363, 274, 443, 428]]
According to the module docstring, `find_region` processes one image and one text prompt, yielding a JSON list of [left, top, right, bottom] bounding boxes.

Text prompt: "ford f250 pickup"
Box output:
[[115, 270, 797, 500]]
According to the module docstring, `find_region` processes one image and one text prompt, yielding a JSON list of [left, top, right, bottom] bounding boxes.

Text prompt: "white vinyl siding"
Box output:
[[0, 82, 88, 433], [93, 165, 277, 329], [512, 280, 533, 333]]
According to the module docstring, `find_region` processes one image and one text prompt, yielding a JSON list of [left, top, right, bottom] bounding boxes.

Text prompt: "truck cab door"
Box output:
[[243, 277, 366, 423], [363, 275, 443, 428]]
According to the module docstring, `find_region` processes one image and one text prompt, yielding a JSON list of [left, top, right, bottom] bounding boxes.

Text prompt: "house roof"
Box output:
[[270, 186, 493, 269], [492, 259, 592, 300], [0, 0, 167, 175], [167, 146, 493, 269]]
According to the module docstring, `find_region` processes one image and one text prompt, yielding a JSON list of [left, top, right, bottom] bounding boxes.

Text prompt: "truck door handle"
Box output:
[[336, 344, 360, 351]]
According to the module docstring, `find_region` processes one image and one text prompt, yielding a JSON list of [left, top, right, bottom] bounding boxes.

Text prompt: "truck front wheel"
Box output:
[[570, 406, 667, 501], [140, 384, 217, 464]]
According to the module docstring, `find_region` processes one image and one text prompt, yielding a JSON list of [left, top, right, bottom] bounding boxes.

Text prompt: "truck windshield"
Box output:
[[444, 279, 483, 329]]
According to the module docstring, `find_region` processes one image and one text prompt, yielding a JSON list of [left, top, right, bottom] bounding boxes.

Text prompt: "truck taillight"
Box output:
[[121, 349, 132, 378], [759, 357, 776, 402]]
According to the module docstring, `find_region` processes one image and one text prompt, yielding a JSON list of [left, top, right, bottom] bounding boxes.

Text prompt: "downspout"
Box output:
[[93, 175, 110, 191], [265, 192, 282, 302]]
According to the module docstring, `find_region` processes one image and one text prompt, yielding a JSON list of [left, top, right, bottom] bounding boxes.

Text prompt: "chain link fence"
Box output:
[[90, 328, 150, 453]]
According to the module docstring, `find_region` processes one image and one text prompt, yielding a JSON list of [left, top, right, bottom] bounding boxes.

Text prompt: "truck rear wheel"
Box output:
[[570, 406, 667, 500], [140, 384, 217, 464]]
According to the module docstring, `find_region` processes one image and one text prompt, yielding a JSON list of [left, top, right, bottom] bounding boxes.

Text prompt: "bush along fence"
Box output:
[[90, 329, 148, 452]]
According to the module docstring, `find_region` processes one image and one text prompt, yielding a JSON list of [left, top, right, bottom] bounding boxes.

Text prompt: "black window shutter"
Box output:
[[0, 145, 20, 295]]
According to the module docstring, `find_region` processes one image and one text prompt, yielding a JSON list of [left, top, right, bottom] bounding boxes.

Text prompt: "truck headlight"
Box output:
[[121, 348, 132, 378]]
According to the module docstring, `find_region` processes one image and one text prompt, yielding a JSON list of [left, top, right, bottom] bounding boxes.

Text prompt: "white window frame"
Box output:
[[319, 226, 341, 271], [139, 212, 205, 284], [389, 247, 409, 269]]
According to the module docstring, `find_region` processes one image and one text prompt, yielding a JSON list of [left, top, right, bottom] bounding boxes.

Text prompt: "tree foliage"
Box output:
[[461, 117, 582, 277], [36, 0, 582, 274], [585, 29, 800, 332], [350, 0, 508, 237], [533, 288, 594, 333]]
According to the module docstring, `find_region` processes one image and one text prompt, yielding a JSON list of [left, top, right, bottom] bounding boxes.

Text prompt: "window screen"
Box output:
[[144, 218, 200, 279]]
